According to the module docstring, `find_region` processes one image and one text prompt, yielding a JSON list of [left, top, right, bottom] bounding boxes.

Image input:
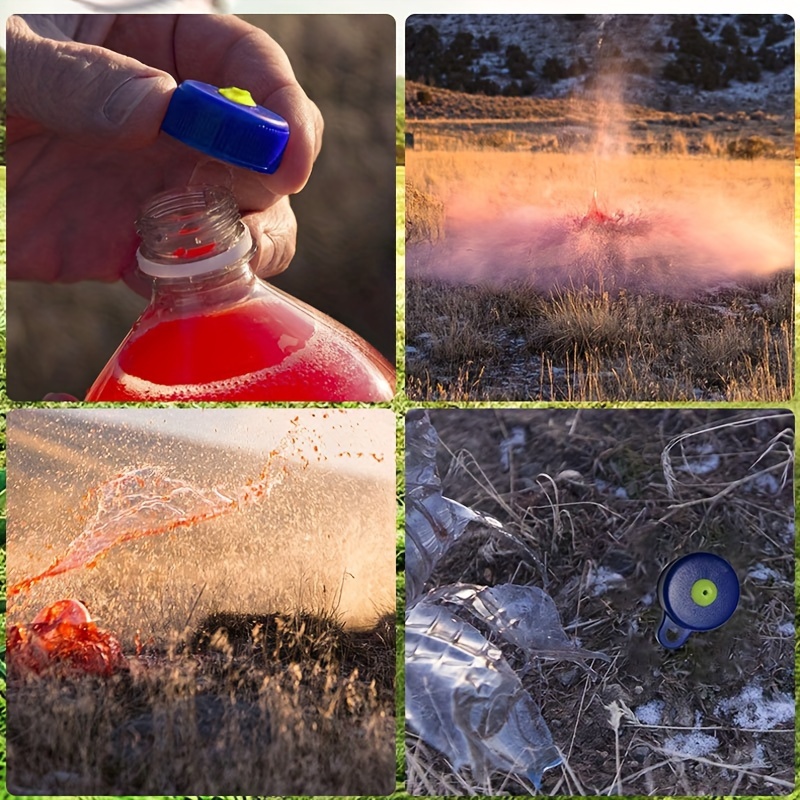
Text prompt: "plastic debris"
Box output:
[[405, 411, 608, 790], [405, 410, 534, 604], [431, 583, 610, 664], [406, 599, 561, 790], [7, 599, 127, 677]]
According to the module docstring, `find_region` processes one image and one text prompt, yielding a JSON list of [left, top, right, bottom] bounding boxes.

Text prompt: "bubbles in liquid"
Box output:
[[87, 294, 394, 402]]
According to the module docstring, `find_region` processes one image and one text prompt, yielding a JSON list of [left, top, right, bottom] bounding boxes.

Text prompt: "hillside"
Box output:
[[406, 14, 794, 115]]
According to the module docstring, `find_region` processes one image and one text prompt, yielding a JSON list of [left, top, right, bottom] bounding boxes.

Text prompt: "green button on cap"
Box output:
[[691, 578, 718, 607], [219, 87, 257, 107]]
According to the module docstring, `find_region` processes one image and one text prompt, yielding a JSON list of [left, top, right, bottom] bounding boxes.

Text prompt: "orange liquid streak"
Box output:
[[8, 447, 293, 600]]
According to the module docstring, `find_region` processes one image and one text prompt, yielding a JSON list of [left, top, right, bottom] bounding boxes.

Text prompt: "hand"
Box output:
[[6, 14, 324, 289]]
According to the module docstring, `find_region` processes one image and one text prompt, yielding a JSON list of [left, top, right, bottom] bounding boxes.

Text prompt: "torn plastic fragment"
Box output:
[[432, 582, 611, 664], [7, 599, 127, 677], [405, 410, 533, 604], [406, 598, 562, 789]]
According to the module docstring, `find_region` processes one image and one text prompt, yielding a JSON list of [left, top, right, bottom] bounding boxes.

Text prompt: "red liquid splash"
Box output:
[[85, 296, 394, 402], [574, 192, 651, 236], [580, 192, 615, 227], [7, 599, 126, 677], [8, 446, 291, 599]]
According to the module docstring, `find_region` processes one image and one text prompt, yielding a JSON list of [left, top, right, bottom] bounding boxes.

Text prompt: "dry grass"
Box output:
[[406, 82, 794, 156], [7, 611, 395, 795], [406, 272, 793, 402], [406, 150, 793, 219], [407, 409, 794, 796], [405, 148, 793, 402]]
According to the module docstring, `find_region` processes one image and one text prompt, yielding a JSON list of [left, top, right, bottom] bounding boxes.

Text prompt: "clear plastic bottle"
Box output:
[[85, 185, 395, 402]]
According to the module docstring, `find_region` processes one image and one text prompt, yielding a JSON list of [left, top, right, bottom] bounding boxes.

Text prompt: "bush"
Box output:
[[542, 56, 568, 83], [763, 21, 786, 45], [727, 135, 778, 159], [505, 44, 533, 79], [720, 22, 740, 46]]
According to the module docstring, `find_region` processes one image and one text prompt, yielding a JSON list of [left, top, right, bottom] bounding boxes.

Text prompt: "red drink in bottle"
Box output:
[[86, 186, 394, 402]]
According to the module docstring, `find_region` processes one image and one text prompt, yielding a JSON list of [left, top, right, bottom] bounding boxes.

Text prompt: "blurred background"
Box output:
[[6, 14, 396, 400]]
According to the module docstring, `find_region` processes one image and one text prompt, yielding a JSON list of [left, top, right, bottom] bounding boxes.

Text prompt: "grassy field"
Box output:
[[8, 610, 395, 795], [406, 149, 793, 401], [4, 409, 397, 796], [406, 81, 795, 157], [408, 409, 794, 796]]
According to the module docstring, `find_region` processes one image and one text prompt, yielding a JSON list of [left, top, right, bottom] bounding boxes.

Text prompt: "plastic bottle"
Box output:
[[85, 80, 395, 402], [85, 184, 395, 401]]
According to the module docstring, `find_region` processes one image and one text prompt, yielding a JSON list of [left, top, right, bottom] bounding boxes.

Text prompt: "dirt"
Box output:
[[408, 408, 794, 796]]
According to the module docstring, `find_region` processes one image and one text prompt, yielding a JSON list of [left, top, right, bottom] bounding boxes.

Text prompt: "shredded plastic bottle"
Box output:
[[85, 185, 395, 402]]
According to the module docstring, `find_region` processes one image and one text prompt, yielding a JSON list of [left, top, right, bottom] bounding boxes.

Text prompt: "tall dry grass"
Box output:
[[406, 150, 793, 229], [7, 611, 395, 795], [406, 272, 793, 402]]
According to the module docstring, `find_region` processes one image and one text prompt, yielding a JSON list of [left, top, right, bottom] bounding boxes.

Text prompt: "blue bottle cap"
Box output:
[[656, 552, 739, 649], [161, 80, 290, 174]]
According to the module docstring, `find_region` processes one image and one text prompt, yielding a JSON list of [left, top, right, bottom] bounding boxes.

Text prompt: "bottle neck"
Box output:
[[136, 185, 256, 283], [146, 259, 257, 312]]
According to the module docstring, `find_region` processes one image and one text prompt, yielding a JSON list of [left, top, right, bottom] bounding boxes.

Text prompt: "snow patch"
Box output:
[[751, 471, 781, 494], [676, 443, 721, 476], [716, 683, 794, 730], [595, 478, 629, 499], [635, 699, 665, 726], [746, 563, 782, 582], [664, 731, 720, 757], [586, 565, 626, 596]]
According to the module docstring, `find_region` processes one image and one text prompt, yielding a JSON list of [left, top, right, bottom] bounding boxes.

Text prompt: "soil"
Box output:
[[407, 408, 794, 796]]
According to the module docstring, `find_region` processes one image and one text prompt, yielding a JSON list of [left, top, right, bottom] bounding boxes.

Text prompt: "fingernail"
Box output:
[[103, 76, 162, 126]]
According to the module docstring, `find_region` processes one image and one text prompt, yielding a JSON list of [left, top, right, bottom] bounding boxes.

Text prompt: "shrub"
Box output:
[[505, 44, 533, 79], [727, 135, 778, 159], [406, 183, 445, 245], [542, 56, 568, 83]]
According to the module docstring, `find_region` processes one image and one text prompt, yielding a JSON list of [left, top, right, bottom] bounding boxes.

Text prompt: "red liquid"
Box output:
[[7, 599, 126, 676], [86, 293, 395, 402], [8, 452, 291, 599]]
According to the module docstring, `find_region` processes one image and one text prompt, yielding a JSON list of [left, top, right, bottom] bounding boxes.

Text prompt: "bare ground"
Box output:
[[406, 408, 794, 796]]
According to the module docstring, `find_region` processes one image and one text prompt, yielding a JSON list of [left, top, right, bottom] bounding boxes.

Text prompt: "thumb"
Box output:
[[8, 16, 176, 148]]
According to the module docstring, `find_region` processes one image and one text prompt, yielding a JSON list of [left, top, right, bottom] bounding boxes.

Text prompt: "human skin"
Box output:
[[6, 14, 324, 291]]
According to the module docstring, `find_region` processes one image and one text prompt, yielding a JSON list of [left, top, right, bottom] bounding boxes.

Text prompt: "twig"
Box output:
[[653, 746, 794, 790], [555, 744, 586, 795], [658, 460, 791, 522]]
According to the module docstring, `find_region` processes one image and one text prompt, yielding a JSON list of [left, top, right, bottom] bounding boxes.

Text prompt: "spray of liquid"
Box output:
[[8, 440, 293, 599], [7, 409, 396, 634], [408, 17, 792, 295]]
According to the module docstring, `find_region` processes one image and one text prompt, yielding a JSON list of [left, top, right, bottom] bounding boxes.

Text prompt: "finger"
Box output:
[[243, 196, 297, 279], [7, 14, 176, 148], [171, 16, 323, 193]]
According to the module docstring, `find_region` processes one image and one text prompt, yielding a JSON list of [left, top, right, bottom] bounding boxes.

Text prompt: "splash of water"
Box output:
[[8, 444, 294, 599]]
